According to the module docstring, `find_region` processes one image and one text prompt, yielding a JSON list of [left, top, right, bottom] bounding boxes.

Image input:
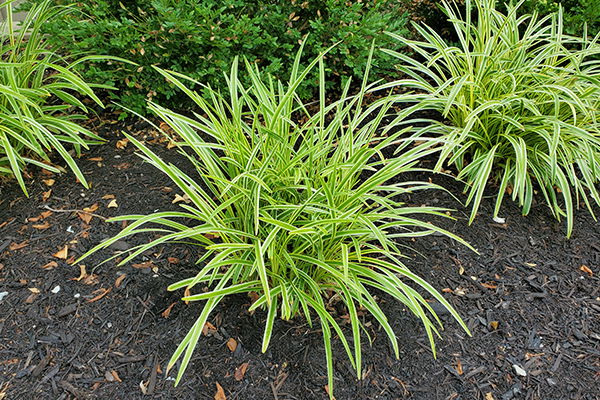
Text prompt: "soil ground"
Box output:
[[0, 114, 599, 400]]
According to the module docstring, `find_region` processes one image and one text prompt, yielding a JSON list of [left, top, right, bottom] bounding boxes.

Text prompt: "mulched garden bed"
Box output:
[[0, 113, 598, 400]]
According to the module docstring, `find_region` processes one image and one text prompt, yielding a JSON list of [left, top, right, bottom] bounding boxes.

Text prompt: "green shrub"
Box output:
[[384, 0, 600, 237], [403, 0, 599, 39], [562, 0, 600, 36], [402, 0, 466, 39], [21, 0, 409, 115], [77, 46, 471, 397], [500, 0, 599, 36], [0, 0, 113, 194]]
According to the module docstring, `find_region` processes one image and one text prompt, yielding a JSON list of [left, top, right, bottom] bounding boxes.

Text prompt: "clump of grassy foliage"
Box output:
[[0, 0, 112, 194], [385, 0, 600, 236], [78, 45, 471, 397]]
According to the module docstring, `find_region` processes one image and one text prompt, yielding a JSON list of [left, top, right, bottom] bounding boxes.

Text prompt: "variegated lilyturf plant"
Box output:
[[77, 45, 471, 398], [0, 0, 119, 193], [384, 0, 600, 237]]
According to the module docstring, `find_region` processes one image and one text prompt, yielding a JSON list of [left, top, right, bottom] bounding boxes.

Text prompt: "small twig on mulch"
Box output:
[[39, 205, 108, 221]]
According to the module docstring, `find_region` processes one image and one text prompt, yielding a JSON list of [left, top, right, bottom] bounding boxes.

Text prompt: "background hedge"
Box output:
[[21, 0, 409, 115]]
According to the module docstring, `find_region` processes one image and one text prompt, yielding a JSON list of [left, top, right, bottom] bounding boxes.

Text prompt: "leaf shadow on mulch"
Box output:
[[0, 114, 598, 400]]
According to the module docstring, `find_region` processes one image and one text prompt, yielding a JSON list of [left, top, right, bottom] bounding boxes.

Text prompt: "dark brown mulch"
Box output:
[[0, 114, 599, 400]]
